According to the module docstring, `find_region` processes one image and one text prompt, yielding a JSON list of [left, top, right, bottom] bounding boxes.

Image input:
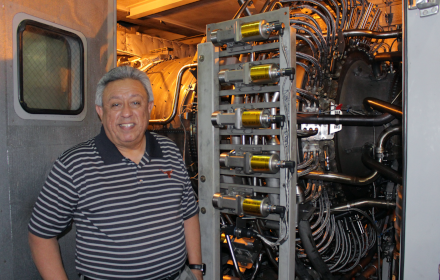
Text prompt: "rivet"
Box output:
[[201, 175, 206, 182], [201, 207, 206, 214]]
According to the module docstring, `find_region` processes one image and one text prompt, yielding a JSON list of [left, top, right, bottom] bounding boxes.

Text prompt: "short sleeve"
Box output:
[[28, 160, 79, 238]]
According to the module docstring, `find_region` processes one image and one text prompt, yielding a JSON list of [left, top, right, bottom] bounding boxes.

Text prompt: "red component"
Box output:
[[335, 104, 343, 110]]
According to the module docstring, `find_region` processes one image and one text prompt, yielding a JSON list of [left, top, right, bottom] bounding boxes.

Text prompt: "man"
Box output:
[[28, 66, 203, 280]]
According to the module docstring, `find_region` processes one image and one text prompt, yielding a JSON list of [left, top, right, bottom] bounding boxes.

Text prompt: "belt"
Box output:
[[82, 264, 185, 280]]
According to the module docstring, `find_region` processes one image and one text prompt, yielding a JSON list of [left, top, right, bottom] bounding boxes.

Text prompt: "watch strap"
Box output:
[[188, 263, 206, 275]]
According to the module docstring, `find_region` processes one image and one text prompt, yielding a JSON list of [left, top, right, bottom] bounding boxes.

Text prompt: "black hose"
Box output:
[[298, 220, 334, 280], [297, 113, 395, 126], [361, 145, 403, 184], [296, 254, 314, 280]]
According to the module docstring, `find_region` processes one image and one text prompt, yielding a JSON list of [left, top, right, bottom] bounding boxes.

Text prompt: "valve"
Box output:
[[212, 194, 286, 218], [219, 63, 295, 85], [211, 109, 285, 129], [219, 152, 295, 174], [210, 20, 285, 46]]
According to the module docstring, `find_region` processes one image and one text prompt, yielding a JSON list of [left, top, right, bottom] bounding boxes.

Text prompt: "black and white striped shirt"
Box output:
[[28, 128, 199, 280]]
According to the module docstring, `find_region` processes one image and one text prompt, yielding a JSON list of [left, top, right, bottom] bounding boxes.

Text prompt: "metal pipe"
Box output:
[[302, 170, 378, 185], [359, 3, 374, 29], [269, 1, 283, 11], [343, 29, 402, 38], [297, 113, 395, 126], [250, 253, 263, 280], [374, 51, 403, 62], [234, 0, 253, 19], [149, 64, 197, 125], [331, 199, 396, 212], [363, 97, 403, 118], [368, 10, 382, 30], [376, 125, 402, 161], [260, 0, 273, 13], [361, 146, 403, 184], [346, 5, 355, 29]]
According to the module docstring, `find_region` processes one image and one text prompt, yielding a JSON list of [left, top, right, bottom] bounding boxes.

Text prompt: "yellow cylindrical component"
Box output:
[[250, 65, 270, 82], [241, 21, 264, 39], [242, 198, 263, 216], [249, 64, 279, 84], [241, 111, 262, 128], [250, 155, 272, 172], [250, 154, 280, 173]]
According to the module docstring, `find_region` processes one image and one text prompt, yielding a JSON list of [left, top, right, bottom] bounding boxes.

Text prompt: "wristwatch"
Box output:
[[188, 263, 206, 276]]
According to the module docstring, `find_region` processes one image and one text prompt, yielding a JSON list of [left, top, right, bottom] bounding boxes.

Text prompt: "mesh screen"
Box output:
[[21, 24, 83, 112]]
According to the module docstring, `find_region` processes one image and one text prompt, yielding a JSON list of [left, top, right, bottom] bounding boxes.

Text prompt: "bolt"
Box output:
[[201, 175, 206, 182], [423, 10, 428, 15], [201, 207, 206, 214], [199, 55, 204, 62]]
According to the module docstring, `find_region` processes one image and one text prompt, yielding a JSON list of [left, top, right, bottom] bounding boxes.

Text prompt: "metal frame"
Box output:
[[401, 1, 440, 279], [197, 8, 297, 279], [12, 13, 87, 121]]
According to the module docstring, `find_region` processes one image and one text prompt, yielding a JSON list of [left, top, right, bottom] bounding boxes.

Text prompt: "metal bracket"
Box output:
[[409, 0, 439, 17]]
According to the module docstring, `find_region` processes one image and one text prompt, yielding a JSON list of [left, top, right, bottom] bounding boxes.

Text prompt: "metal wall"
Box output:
[[0, 0, 115, 279], [402, 2, 440, 279]]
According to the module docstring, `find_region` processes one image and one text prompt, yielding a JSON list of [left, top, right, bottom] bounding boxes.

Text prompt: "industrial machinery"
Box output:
[[133, 1, 403, 279]]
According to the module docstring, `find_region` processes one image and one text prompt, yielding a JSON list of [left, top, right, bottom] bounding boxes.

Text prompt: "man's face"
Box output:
[[96, 78, 154, 151]]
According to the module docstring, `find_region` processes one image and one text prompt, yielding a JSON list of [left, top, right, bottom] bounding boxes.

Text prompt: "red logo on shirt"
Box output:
[[160, 169, 173, 178]]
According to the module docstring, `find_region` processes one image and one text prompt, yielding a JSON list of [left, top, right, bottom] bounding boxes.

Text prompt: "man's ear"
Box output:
[[147, 101, 154, 114], [96, 105, 103, 122]]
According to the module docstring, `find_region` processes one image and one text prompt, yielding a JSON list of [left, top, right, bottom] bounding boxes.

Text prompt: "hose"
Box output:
[[361, 145, 403, 184], [296, 254, 314, 280], [297, 113, 395, 126], [298, 219, 334, 280]]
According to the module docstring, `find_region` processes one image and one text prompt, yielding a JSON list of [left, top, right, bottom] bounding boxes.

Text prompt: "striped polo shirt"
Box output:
[[28, 128, 199, 280]]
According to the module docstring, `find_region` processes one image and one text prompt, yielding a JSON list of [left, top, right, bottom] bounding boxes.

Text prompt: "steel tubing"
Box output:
[[376, 125, 402, 159], [343, 29, 402, 38], [260, 0, 273, 13], [363, 97, 402, 118], [331, 199, 396, 212], [374, 51, 403, 62], [149, 64, 197, 125], [361, 147, 403, 184], [234, 0, 253, 19], [302, 170, 378, 185], [368, 10, 382, 30], [297, 113, 395, 126]]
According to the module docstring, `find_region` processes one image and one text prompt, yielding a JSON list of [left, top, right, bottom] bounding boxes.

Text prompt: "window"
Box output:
[[13, 14, 87, 121]]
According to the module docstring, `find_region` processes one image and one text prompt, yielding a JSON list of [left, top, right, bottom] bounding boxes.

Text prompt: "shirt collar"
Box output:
[[94, 126, 163, 165]]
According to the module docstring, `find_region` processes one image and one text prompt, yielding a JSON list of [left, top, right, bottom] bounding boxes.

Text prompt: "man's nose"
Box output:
[[120, 103, 133, 117]]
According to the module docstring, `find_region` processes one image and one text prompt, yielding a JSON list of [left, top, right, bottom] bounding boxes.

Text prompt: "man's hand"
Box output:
[[28, 232, 68, 280], [191, 269, 203, 280]]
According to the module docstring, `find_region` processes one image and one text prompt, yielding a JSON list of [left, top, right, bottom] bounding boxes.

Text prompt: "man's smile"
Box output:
[[119, 123, 135, 128]]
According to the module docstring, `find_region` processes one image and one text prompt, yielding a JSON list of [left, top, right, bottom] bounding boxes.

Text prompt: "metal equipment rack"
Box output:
[[197, 8, 297, 279]]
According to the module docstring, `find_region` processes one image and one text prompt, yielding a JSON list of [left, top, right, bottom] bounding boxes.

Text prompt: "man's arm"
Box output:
[[184, 213, 203, 280], [28, 232, 68, 280]]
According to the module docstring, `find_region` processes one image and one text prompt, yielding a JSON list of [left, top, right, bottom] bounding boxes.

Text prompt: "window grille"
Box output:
[[14, 16, 86, 120]]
